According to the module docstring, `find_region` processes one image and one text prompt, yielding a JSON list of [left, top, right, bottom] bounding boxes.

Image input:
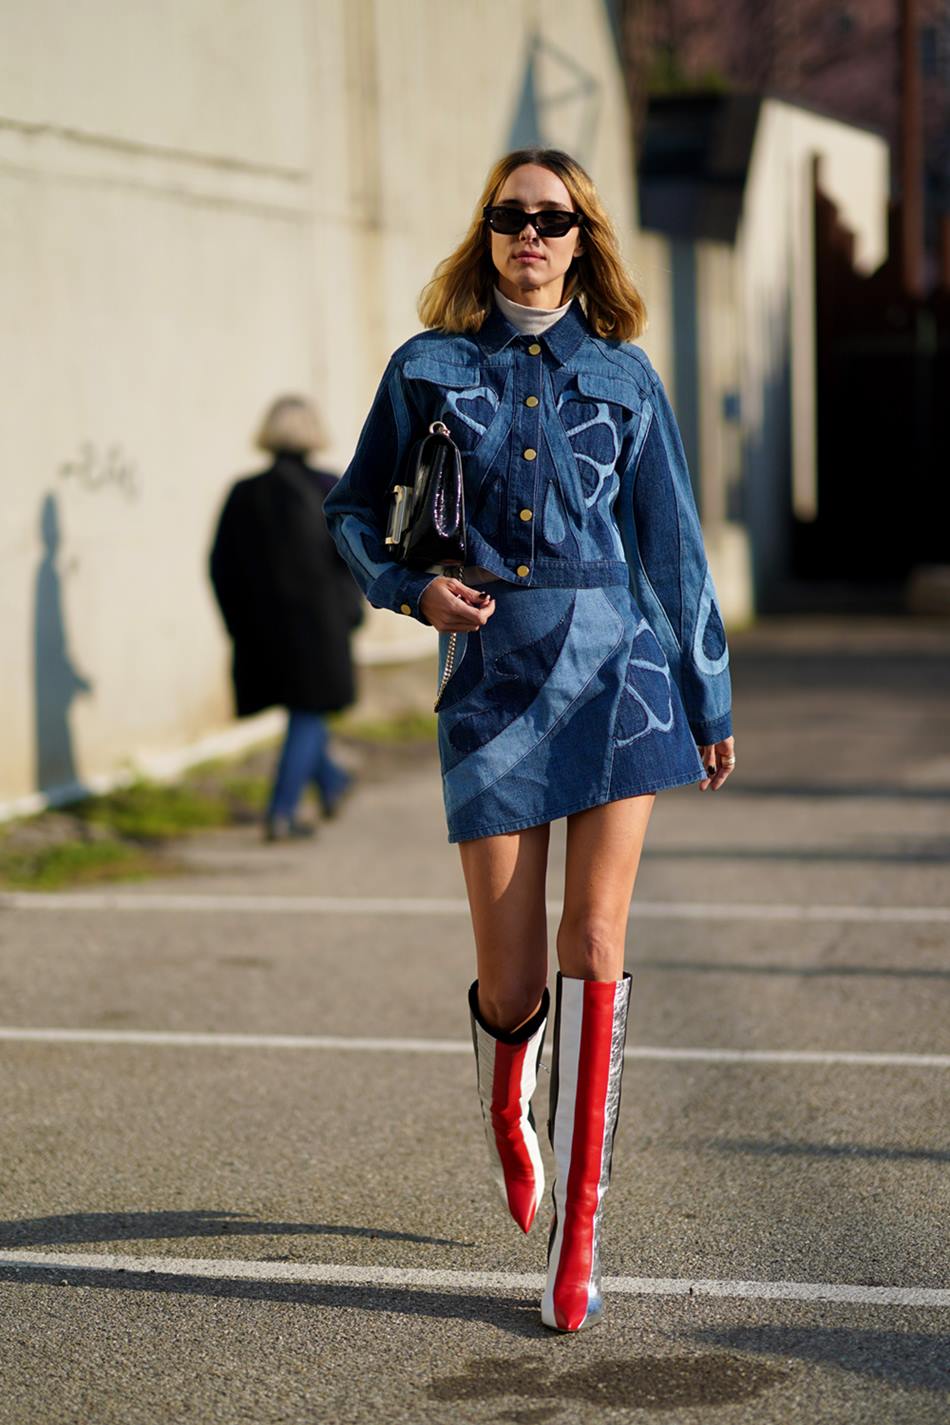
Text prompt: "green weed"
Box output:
[[0, 839, 165, 891], [331, 710, 438, 743], [74, 782, 232, 841]]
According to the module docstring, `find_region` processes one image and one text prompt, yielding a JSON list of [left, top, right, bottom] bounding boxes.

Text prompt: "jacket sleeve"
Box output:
[[322, 356, 437, 624], [616, 365, 733, 746]]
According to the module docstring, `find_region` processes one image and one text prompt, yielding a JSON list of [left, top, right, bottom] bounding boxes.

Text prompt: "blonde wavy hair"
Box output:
[[417, 148, 647, 341], [255, 395, 328, 456]]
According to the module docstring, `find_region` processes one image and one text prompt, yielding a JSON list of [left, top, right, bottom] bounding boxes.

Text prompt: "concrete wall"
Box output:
[[638, 98, 888, 620], [737, 99, 888, 602], [1, 0, 317, 811], [635, 223, 752, 625], [1, 0, 642, 812]]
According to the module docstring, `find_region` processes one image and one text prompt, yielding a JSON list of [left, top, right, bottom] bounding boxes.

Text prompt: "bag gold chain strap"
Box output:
[[434, 630, 457, 712], [433, 557, 464, 712]]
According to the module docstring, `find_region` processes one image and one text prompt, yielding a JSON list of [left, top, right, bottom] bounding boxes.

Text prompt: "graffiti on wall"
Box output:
[[58, 441, 141, 501]]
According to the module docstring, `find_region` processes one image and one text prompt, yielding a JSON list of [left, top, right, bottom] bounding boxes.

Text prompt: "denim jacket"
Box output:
[[323, 299, 732, 745]]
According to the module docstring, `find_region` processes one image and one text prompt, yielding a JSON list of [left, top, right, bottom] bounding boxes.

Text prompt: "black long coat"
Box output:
[[210, 454, 363, 717]]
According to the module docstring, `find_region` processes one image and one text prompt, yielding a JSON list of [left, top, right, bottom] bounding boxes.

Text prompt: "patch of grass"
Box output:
[[74, 782, 232, 841], [331, 710, 438, 743], [0, 770, 270, 892], [0, 839, 165, 891], [219, 775, 270, 811], [1, 707, 432, 892]]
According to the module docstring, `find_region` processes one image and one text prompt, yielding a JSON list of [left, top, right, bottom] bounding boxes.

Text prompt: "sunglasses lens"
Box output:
[[536, 214, 573, 237], [486, 207, 579, 237], [488, 208, 526, 234]]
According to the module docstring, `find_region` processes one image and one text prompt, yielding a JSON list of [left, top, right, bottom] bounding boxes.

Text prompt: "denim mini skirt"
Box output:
[[436, 581, 705, 843]]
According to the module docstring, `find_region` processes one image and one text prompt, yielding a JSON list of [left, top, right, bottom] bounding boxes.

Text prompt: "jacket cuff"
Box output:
[[690, 710, 733, 746], [367, 567, 439, 625]]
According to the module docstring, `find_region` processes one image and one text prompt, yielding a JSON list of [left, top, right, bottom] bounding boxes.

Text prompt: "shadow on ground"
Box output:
[[0, 1209, 469, 1250], [706, 1139, 950, 1165], [634, 959, 950, 981], [0, 1262, 542, 1338], [686, 1326, 950, 1394], [643, 841, 950, 865]]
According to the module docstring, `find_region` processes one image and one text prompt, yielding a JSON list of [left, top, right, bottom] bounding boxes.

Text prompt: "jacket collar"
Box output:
[[476, 296, 592, 365]]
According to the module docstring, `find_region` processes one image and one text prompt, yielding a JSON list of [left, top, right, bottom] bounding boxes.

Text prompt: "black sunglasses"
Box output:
[[483, 204, 584, 239]]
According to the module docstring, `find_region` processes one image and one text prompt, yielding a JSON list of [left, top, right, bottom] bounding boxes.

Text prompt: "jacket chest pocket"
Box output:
[[555, 370, 639, 507], [403, 358, 506, 458]]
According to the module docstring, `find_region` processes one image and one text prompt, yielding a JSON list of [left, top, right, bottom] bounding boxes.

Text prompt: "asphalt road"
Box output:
[[1, 616, 948, 1424]]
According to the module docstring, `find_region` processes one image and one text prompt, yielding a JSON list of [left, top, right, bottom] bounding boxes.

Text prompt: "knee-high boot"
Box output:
[[541, 971, 631, 1331], [468, 981, 549, 1234]]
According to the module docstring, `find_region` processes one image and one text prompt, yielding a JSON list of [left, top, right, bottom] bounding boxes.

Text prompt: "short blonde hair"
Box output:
[[255, 395, 328, 455], [418, 148, 647, 341]]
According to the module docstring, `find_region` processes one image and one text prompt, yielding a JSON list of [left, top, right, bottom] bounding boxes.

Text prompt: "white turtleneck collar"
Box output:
[[493, 285, 573, 337]]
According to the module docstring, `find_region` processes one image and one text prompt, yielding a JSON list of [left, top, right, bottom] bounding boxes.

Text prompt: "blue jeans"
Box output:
[[268, 711, 350, 821]]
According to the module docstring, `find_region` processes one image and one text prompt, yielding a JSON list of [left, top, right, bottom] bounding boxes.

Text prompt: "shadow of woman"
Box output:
[[0, 1207, 539, 1336], [0, 1259, 542, 1336], [0, 1208, 469, 1251], [33, 492, 92, 796]]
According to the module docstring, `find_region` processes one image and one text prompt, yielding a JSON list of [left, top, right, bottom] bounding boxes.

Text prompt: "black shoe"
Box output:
[[320, 772, 356, 821]]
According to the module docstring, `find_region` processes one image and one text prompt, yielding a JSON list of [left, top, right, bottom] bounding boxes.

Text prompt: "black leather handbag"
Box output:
[[384, 421, 466, 571], [384, 420, 467, 711]]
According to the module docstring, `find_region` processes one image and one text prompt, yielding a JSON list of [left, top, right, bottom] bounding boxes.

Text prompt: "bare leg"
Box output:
[[556, 795, 655, 979], [458, 822, 551, 1032]]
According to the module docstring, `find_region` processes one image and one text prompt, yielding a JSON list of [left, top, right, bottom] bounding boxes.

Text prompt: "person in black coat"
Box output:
[[210, 395, 363, 839]]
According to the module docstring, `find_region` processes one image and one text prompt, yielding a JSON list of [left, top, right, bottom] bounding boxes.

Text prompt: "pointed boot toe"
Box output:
[[469, 982, 549, 1233]]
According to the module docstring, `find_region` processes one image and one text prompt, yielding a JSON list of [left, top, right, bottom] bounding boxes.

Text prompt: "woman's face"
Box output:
[[489, 163, 584, 308]]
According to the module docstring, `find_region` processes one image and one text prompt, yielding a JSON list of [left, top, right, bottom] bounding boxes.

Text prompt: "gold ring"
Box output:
[[721, 757, 737, 767]]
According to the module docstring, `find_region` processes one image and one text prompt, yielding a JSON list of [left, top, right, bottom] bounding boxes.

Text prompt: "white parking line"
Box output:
[[0, 1027, 946, 1068], [0, 1250, 946, 1308], [2, 891, 949, 924]]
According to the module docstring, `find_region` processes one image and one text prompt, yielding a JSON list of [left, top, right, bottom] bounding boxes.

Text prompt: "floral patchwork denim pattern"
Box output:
[[323, 300, 732, 746]]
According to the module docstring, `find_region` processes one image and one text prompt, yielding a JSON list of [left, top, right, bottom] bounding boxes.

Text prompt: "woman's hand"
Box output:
[[420, 576, 496, 633], [697, 736, 736, 792]]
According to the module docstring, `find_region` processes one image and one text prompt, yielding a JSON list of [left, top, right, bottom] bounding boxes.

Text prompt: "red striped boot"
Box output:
[[469, 982, 549, 1234], [541, 971, 631, 1331]]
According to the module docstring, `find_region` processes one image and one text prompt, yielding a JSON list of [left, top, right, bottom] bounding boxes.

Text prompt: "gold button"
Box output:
[[519, 508, 533, 522], [516, 564, 530, 577], [525, 395, 539, 407], [523, 447, 537, 461], [527, 343, 542, 355], [400, 603, 412, 615]]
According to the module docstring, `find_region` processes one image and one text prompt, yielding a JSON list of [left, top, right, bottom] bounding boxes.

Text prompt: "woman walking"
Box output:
[[324, 149, 734, 1332], [210, 396, 362, 840]]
